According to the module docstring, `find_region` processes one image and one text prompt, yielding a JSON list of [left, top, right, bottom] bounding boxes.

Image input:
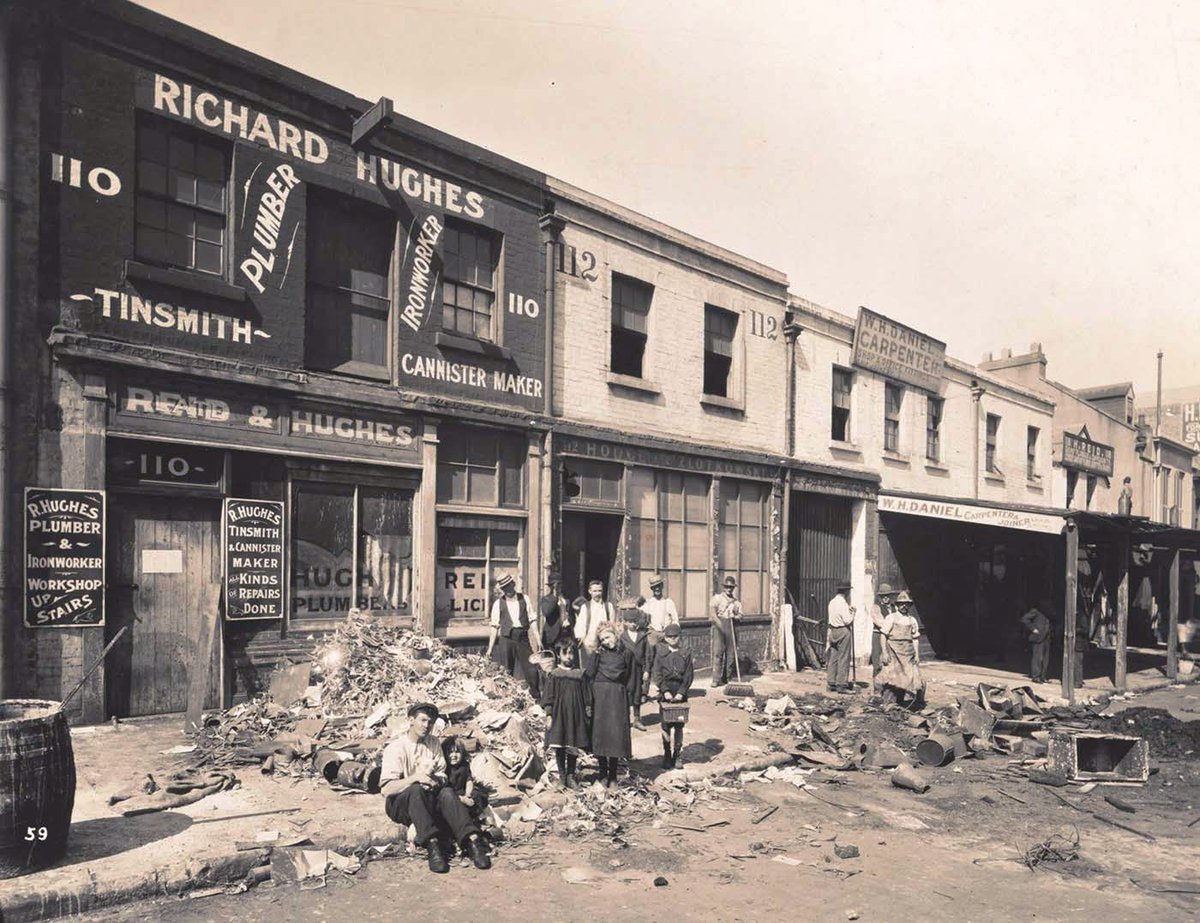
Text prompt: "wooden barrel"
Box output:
[[0, 700, 77, 878]]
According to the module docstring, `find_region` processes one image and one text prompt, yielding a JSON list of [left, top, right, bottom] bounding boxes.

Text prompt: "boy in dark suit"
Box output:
[[650, 623, 694, 768]]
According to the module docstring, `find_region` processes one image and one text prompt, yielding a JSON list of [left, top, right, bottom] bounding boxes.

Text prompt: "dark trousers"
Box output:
[[1030, 637, 1050, 682], [711, 621, 734, 685], [870, 630, 883, 678], [827, 625, 852, 688], [385, 784, 478, 847], [494, 632, 535, 690], [1073, 643, 1086, 688]]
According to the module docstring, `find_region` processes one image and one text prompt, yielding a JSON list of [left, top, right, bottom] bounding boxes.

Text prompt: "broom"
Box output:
[[724, 618, 756, 697]]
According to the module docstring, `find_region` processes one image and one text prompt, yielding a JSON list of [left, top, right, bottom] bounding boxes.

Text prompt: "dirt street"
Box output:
[[78, 684, 1200, 923]]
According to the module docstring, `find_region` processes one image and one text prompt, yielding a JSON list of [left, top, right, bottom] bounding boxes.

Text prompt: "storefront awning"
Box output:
[[879, 491, 1066, 535]]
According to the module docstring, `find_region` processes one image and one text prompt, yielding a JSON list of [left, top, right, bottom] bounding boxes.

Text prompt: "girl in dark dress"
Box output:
[[542, 643, 592, 789], [584, 622, 636, 787], [442, 736, 488, 821]]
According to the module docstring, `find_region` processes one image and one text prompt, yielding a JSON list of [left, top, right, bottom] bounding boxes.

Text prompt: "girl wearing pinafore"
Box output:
[[585, 622, 636, 787], [540, 643, 591, 789]]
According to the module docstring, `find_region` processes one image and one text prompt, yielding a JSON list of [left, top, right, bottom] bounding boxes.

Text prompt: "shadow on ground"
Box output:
[[51, 811, 193, 868]]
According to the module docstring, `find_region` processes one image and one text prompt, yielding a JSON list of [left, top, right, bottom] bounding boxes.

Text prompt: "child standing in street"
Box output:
[[585, 622, 636, 788], [540, 644, 591, 789], [649, 622, 694, 769]]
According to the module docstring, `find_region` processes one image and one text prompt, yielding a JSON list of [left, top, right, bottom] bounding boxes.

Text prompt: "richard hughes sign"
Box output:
[[224, 499, 285, 620], [24, 488, 106, 627], [852, 307, 947, 392]]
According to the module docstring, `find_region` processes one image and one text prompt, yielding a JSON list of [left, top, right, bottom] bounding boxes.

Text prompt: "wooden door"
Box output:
[[788, 492, 853, 652], [106, 494, 222, 718]]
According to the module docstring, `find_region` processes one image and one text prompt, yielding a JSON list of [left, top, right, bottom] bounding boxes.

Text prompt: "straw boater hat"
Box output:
[[495, 573, 515, 591], [649, 573, 665, 588], [723, 575, 737, 588], [895, 591, 913, 604]]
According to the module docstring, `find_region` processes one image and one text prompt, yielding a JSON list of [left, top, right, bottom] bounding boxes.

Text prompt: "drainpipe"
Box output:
[[0, 13, 12, 698], [538, 207, 565, 418], [783, 320, 802, 458], [969, 379, 986, 499]]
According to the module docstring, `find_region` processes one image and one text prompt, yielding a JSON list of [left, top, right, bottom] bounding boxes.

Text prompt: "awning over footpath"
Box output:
[[879, 490, 1066, 535]]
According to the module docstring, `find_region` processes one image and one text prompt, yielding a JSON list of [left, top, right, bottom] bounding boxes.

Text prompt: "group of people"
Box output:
[[824, 581, 926, 707], [385, 570, 700, 874]]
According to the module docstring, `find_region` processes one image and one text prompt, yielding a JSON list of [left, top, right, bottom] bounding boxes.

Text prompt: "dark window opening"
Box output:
[[610, 273, 652, 378], [926, 396, 943, 462], [441, 220, 499, 341], [884, 383, 903, 453], [831, 367, 853, 441], [985, 413, 1001, 473], [703, 305, 738, 397]]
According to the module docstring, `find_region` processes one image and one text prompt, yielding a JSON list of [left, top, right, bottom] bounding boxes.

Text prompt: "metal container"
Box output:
[[915, 732, 968, 767]]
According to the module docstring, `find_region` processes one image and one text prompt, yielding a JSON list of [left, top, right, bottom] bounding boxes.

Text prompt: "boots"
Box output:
[[632, 708, 646, 731], [661, 739, 673, 769], [425, 838, 449, 874], [465, 834, 492, 870]]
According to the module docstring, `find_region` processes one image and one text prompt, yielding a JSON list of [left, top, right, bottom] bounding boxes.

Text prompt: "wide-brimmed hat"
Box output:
[[664, 623, 682, 638], [895, 590, 913, 604], [571, 596, 587, 611], [495, 573, 515, 591], [722, 575, 737, 588], [407, 702, 439, 720], [877, 583, 896, 597], [836, 581, 853, 592], [649, 573, 665, 588]]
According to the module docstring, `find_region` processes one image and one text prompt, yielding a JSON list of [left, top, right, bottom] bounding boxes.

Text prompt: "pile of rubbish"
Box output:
[[189, 611, 548, 808]]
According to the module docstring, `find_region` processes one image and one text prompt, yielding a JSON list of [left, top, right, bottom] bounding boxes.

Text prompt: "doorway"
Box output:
[[788, 492, 853, 653], [106, 494, 223, 717], [561, 510, 623, 602]]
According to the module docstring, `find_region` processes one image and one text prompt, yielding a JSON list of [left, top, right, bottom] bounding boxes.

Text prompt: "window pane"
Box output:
[[661, 522, 684, 567], [659, 473, 683, 520], [467, 464, 497, 505], [438, 527, 487, 558], [741, 486, 764, 525], [492, 529, 520, 561], [628, 467, 656, 518], [194, 241, 223, 275], [684, 572, 709, 619], [740, 572, 763, 614], [292, 483, 355, 619], [721, 529, 738, 569], [685, 523, 708, 568], [740, 527, 762, 567], [684, 475, 709, 522], [358, 488, 413, 613], [629, 518, 657, 569]]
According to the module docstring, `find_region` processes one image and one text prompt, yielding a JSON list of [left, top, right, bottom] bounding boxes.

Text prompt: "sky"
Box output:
[[139, 0, 1200, 398]]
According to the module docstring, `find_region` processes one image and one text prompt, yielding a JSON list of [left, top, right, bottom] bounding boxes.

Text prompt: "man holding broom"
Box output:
[[826, 581, 856, 693], [709, 575, 742, 688]]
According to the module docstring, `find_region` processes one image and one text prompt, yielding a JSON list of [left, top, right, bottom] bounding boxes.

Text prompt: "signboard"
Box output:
[[24, 488, 105, 627], [879, 493, 1064, 535], [557, 435, 776, 481], [852, 307, 947, 392], [107, 438, 225, 490], [436, 563, 492, 621], [1061, 427, 1115, 478], [223, 499, 285, 620]]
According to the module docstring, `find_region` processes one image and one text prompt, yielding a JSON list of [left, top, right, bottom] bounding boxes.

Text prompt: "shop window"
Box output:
[[831, 367, 853, 441], [703, 305, 738, 397], [627, 467, 711, 617], [926, 396, 943, 462], [135, 118, 228, 275], [306, 189, 394, 378], [562, 458, 623, 505], [985, 413, 1001, 473], [441, 220, 499, 341], [1026, 426, 1040, 480], [719, 479, 770, 615], [291, 480, 413, 619], [610, 273, 652, 378], [436, 425, 525, 508], [884, 383, 903, 454], [436, 515, 522, 625]]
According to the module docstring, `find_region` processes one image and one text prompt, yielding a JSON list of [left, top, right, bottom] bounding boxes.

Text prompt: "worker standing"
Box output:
[[826, 581, 855, 693]]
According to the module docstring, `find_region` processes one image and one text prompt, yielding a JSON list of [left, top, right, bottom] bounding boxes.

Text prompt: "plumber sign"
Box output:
[[24, 488, 106, 628]]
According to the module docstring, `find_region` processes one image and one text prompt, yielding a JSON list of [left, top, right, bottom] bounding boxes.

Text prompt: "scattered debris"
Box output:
[[1021, 828, 1080, 871], [891, 763, 930, 794], [833, 843, 860, 859]]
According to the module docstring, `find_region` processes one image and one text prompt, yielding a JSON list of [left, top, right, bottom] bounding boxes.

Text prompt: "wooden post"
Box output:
[[417, 421, 439, 635], [1063, 520, 1079, 703], [1115, 531, 1130, 692], [1168, 547, 1181, 680]]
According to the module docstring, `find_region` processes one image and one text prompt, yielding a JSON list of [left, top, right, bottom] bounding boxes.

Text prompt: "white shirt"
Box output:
[[379, 733, 446, 787], [488, 594, 525, 629], [574, 600, 613, 646], [827, 594, 855, 628], [643, 596, 680, 632], [880, 611, 920, 640]]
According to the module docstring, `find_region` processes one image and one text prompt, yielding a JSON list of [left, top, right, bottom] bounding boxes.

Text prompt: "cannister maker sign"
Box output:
[[24, 487, 106, 627], [224, 498, 285, 620]]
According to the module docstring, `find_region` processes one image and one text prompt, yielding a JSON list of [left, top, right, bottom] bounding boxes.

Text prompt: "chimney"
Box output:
[[1000, 347, 1013, 359]]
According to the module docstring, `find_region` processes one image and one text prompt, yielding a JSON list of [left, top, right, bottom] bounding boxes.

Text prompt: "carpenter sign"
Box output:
[[852, 307, 946, 392], [24, 488, 105, 628], [224, 499, 285, 620], [879, 493, 1064, 535], [1061, 428, 1115, 478]]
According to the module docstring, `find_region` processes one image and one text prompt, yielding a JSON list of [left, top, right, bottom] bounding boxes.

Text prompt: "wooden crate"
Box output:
[[660, 703, 690, 724]]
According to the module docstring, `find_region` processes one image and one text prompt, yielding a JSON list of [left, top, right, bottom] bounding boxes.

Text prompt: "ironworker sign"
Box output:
[[224, 498, 285, 620], [24, 488, 106, 627], [879, 493, 1063, 535], [852, 307, 946, 392], [1061, 427, 1115, 478]]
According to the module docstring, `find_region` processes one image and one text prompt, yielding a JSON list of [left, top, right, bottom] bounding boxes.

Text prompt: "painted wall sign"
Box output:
[[71, 287, 272, 344], [50, 153, 121, 196], [436, 563, 491, 620], [107, 439, 225, 490], [879, 493, 1063, 535], [24, 488, 106, 628], [109, 380, 422, 465], [558, 435, 775, 481], [399, 353, 543, 398], [398, 213, 444, 333], [790, 472, 877, 500], [852, 307, 947, 392], [1061, 427, 1115, 478], [224, 499, 285, 620]]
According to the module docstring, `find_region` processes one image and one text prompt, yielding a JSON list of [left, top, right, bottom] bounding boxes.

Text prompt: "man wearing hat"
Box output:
[[485, 573, 537, 691], [538, 572, 571, 653], [380, 703, 492, 874], [649, 622, 694, 768], [870, 583, 898, 690], [642, 574, 679, 681], [826, 581, 856, 692], [574, 579, 615, 668], [709, 575, 743, 688]]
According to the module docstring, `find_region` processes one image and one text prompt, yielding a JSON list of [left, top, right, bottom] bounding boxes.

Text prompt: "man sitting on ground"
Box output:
[[380, 702, 492, 874]]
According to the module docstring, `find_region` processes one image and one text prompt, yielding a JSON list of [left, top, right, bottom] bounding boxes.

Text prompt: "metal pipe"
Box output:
[[969, 379, 986, 500], [784, 321, 801, 458], [0, 12, 13, 699], [1155, 350, 1163, 437], [539, 209, 565, 418]]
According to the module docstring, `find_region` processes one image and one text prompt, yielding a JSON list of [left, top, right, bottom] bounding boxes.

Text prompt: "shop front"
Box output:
[[554, 432, 781, 665]]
